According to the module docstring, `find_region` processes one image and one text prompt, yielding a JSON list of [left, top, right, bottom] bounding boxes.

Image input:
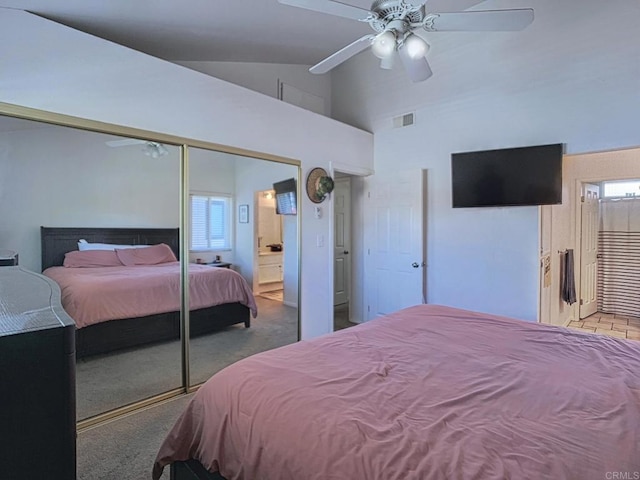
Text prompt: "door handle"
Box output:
[[412, 262, 419, 268], [344, 250, 350, 255]]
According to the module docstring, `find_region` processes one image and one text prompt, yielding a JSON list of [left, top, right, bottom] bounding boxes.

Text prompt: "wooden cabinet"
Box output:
[[0, 266, 76, 480], [258, 253, 283, 284]]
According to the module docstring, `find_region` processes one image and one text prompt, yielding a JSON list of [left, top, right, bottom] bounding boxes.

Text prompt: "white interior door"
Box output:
[[580, 183, 599, 319], [334, 177, 351, 306], [368, 169, 425, 319]]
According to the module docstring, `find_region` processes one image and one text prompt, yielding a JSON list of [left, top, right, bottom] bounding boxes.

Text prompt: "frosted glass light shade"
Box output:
[[371, 31, 396, 59], [404, 33, 430, 59]]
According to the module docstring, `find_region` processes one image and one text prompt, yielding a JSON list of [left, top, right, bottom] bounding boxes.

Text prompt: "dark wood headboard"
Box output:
[[40, 227, 180, 271]]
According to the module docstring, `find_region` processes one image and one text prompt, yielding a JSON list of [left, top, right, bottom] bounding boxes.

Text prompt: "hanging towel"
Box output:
[[561, 249, 577, 305]]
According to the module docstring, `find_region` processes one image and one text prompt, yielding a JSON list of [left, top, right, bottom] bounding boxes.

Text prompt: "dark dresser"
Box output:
[[0, 266, 76, 480]]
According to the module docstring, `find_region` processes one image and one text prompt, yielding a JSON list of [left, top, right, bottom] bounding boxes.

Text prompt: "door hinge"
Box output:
[[581, 195, 585, 203], [580, 299, 584, 305], [367, 305, 370, 312], [367, 191, 371, 199]]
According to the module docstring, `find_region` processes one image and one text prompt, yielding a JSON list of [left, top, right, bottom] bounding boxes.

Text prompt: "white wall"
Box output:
[[176, 61, 332, 117], [0, 9, 373, 339], [330, 0, 640, 322], [0, 125, 180, 273]]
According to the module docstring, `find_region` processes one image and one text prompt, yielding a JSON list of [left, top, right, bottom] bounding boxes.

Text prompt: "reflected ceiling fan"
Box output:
[[278, 0, 534, 82], [105, 138, 169, 158]]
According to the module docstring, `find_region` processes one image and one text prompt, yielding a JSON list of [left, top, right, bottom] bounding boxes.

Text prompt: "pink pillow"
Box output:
[[115, 243, 177, 266], [63, 250, 124, 268]]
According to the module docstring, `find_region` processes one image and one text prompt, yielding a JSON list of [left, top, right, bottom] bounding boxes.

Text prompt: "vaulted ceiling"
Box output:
[[0, 0, 487, 64]]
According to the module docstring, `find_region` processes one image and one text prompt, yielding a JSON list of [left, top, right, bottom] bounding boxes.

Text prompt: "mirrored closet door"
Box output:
[[0, 114, 183, 421], [186, 147, 300, 386], [0, 108, 302, 424]]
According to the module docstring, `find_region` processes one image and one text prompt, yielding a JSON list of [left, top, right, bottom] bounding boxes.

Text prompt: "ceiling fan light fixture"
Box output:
[[379, 53, 395, 70], [404, 33, 430, 59], [371, 30, 396, 59], [143, 141, 169, 159]]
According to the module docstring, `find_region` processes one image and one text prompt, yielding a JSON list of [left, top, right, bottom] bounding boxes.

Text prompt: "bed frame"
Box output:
[[41, 227, 250, 359], [171, 460, 227, 480]]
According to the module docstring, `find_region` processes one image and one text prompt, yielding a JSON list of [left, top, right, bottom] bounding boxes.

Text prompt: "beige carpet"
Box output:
[[76, 297, 297, 480]]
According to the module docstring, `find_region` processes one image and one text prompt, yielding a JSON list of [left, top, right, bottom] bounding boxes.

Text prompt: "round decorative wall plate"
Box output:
[[306, 167, 332, 204]]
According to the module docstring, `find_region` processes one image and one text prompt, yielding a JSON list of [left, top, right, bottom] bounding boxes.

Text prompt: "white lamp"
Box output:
[[371, 30, 396, 59]]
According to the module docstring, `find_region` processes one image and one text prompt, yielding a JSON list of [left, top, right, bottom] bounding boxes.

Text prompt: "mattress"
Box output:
[[153, 304, 640, 480]]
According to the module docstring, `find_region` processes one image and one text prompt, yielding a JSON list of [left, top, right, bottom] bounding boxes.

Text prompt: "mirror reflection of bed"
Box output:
[[0, 114, 300, 423]]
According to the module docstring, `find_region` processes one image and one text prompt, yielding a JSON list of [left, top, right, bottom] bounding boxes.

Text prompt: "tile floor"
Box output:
[[259, 289, 284, 302], [567, 312, 640, 341]]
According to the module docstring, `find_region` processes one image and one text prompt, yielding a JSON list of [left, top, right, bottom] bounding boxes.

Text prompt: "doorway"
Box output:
[[333, 175, 355, 331], [330, 163, 374, 331], [578, 179, 640, 321], [593, 180, 640, 318], [579, 183, 599, 319], [540, 148, 640, 327]]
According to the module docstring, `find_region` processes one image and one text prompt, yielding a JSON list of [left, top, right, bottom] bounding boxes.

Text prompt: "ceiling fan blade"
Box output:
[[310, 34, 374, 74], [398, 46, 433, 83], [423, 0, 486, 12], [424, 9, 534, 32], [278, 0, 370, 21], [105, 138, 145, 147]]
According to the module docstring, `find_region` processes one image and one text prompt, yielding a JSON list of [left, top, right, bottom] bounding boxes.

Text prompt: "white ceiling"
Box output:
[[0, 0, 487, 64]]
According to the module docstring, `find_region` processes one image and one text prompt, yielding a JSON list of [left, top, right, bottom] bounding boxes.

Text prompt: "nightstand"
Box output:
[[0, 249, 18, 267], [206, 261, 231, 269]]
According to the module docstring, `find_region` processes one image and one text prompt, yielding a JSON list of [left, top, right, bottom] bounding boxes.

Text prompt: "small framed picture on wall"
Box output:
[[239, 204, 249, 223]]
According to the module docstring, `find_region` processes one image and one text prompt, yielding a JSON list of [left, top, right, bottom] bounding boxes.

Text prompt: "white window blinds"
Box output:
[[190, 194, 231, 250]]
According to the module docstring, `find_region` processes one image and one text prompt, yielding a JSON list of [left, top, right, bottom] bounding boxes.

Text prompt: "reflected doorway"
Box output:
[[255, 189, 284, 303]]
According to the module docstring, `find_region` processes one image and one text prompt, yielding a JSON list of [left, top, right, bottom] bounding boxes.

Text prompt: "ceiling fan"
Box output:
[[105, 138, 169, 158], [278, 0, 534, 82]]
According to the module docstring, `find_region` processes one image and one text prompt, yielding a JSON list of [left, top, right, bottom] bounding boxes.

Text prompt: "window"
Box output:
[[190, 194, 232, 250], [602, 180, 640, 198]]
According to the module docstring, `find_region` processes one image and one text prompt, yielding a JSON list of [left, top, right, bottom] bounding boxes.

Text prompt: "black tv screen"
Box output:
[[451, 143, 563, 208], [273, 178, 297, 215]]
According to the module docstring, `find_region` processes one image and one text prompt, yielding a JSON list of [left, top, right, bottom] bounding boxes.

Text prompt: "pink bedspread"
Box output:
[[43, 262, 257, 328], [153, 304, 640, 480]]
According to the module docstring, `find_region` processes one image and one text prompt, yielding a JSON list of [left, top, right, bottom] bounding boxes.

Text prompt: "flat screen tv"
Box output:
[[273, 178, 297, 215], [451, 143, 563, 208]]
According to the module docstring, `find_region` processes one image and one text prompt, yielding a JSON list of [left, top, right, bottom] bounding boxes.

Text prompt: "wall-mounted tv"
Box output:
[[273, 178, 297, 215], [451, 143, 563, 208]]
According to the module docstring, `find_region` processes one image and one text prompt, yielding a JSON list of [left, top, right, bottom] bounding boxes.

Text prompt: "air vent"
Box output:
[[392, 112, 415, 128]]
